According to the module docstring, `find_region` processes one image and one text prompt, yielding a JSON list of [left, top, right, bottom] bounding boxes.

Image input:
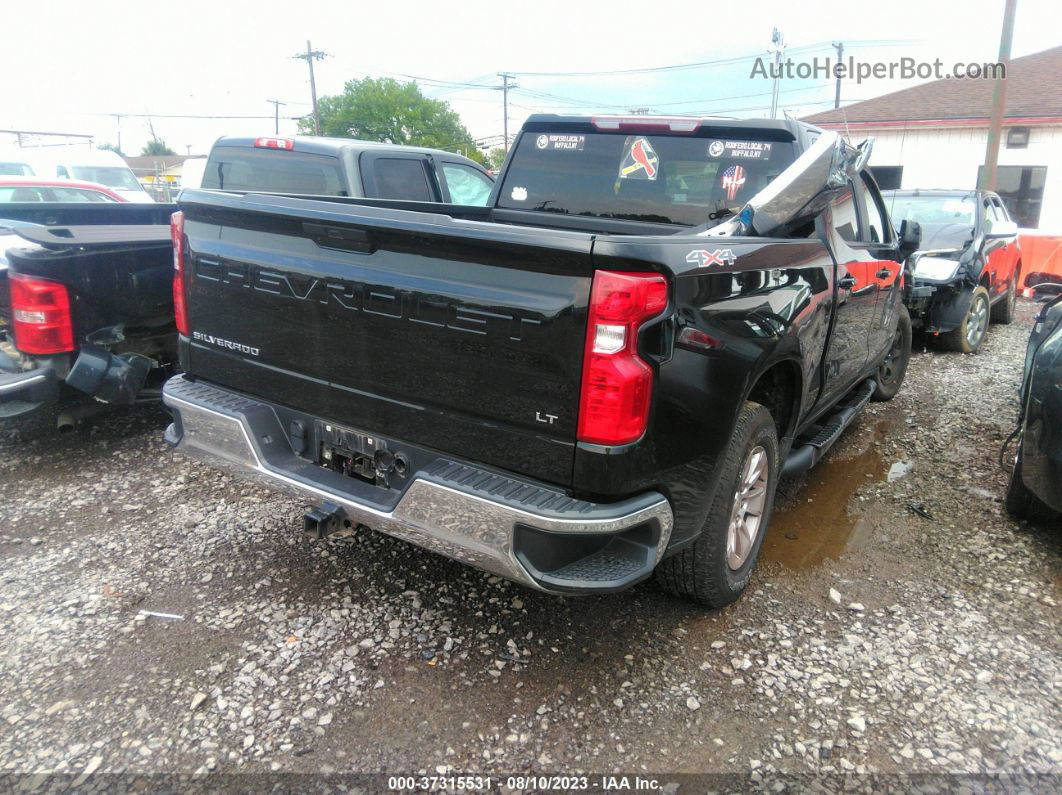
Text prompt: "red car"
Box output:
[[0, 176, 127, 203]]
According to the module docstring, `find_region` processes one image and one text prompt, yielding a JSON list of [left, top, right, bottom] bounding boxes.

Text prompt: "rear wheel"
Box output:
[[872, 308, 912, 401], [990, 271, 1019, 324], [656, 402, 779, 607], [940, 286, 991, 353]]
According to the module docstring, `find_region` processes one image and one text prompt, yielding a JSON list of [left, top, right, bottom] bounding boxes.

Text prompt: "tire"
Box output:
[[939, 285, 991, 353], [1005, 455, 1060, 525], [656, 402, 779, 608], [990, 270, 1019, 324], [872, 307, 912, 401]]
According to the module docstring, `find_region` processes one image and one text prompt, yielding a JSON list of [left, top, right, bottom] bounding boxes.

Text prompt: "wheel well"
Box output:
[[747, 362, 800, 440]]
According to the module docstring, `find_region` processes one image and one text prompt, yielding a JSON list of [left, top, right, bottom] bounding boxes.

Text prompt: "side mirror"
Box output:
[[986, 219, 1018, 238], [1032, 282, 1062, 301], [898, 219, 922, 258]]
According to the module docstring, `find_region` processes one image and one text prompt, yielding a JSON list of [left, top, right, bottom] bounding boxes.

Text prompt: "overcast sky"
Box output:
[[3, 0, 1059, 157]]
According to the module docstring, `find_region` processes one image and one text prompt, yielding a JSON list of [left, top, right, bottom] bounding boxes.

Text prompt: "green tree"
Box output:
[[98, 142, 124, 156], [303, 77, 485, 164], [141, 139, 176, 156], [485, 147, 507, 171]]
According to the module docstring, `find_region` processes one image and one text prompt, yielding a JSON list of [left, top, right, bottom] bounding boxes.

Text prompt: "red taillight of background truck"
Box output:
[[9, 274, 74, 355]]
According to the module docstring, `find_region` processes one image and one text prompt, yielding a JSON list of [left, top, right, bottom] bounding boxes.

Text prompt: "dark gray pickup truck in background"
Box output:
[[201, 135, 495, 206]]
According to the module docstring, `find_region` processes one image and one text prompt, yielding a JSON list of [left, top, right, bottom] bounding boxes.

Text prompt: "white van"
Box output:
[[0, 149, 35, 176], [32, 148, 154, 203], [179, 157, 208, 191]]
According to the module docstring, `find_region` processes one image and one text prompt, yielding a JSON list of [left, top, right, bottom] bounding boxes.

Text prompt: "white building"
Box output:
[[804, 46, 1062, 231]]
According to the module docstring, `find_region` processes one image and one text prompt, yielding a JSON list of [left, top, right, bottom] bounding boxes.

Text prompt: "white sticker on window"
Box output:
[[510, 186, 528, 201]]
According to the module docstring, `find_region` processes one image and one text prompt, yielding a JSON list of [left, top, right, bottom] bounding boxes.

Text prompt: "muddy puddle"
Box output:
[[762, 420, 891, 570]]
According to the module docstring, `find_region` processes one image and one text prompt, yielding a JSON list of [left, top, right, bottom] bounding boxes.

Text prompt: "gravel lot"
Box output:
[[1, 300, 1059, 788]]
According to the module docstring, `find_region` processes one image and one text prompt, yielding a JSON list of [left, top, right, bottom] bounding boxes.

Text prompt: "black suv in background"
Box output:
[[884, 189, 1021, 353]]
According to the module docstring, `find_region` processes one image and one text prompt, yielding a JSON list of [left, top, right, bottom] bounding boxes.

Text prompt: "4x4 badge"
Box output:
[[686, 248, 737, 268]]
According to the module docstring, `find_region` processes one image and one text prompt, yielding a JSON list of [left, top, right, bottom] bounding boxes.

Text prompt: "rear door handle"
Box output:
[[838, 276, 857, 289], [876, 268, 893, 279]]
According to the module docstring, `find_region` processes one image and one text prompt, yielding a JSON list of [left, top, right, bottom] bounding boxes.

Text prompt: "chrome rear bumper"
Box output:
[[162, 375, 672, 593]]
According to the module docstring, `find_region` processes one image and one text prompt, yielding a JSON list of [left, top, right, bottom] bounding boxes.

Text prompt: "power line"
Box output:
[[510, 42, 829, 77], [506, 38, 911, 77], [85, 112, 303, 120]]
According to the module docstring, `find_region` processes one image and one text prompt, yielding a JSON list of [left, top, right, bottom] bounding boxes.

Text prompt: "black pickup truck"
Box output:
[[164, 115, 917, 606], [0, 139, 494, 438], [1, 203, 177, 435]]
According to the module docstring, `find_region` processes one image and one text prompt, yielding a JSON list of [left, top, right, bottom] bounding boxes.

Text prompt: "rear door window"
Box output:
[[0, 186, 48, 202], [370, 157, 435, 201], [202, 146, 346, 195]]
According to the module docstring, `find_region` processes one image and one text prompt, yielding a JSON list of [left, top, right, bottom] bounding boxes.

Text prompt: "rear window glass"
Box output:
[[498, 131, 795, 225], [202, 146, 347, 196]]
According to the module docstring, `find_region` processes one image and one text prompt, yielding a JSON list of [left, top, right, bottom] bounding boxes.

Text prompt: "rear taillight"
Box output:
[[577, 271, 668, 446], [171, 210, 189, 336], [254, 137, 294, 150], [10, 274, 74, 355]]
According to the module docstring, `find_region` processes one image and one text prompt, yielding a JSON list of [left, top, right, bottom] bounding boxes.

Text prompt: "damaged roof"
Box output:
[[803, 45, 1062, 126]]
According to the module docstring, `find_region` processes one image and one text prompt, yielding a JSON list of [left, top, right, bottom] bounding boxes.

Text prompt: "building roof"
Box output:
[[123, 155, 201, 174], [803, 45, 1062, 127]]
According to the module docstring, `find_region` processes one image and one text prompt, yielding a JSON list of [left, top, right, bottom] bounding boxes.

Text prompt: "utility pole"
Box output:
[[978, 0, 1017, 191], [110, 113, 125, 153], [832, 41, 844, 109], [769, 28, 786, 119], [495, 73, 517, 152], [293, 41, 328, 135], [266, 99, 287, 135]]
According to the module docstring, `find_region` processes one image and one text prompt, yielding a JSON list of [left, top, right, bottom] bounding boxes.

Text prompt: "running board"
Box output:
[[782, 379, 876, 478]]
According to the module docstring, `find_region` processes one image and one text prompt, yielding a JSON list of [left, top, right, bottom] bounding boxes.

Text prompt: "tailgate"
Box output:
[[178, 191, 593, 487]]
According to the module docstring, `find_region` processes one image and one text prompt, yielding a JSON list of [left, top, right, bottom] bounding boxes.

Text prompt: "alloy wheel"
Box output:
[[966, 293, 989, 348], [879, 327, 903, 384], [726, 445, 769, 570]]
